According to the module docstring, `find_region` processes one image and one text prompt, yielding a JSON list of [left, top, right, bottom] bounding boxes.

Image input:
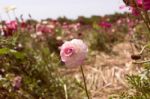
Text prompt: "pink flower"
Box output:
[[20, 21, 27, 29], [12, 76, 22, 90], [36, 24, 52, 33], [3, 20, 18, 36], [99, 21, 112, 28], [119, 5, 127, 10], [143, 0, 150, 10], [5, 20, 18, 30], [123, 0, 150, 11], [137, 0, 142, 7], [137, 0, 150, 10], [131, 7, 140, 16], [60, 39, 88, 67], [123, 0, 142, 7]]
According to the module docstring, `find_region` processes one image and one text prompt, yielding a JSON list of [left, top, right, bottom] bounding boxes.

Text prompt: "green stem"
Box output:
[[80, 65, 90, 99]]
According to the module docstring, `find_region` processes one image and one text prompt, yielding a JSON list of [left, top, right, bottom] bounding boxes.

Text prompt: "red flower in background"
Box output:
[[123, 0, 142, 7], [5, 20, 18, 30], [99, 21, 112, 28], [20, 21, 27, 29], [123, 0, 150, 11], [136, 0, 142, 7], [143, 0, 150, 10], [36, 24, 52, 33], [131, 7, 140, 16], [3, 20, 18, 36]]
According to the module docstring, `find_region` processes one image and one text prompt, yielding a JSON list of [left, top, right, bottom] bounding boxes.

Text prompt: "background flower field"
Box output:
[[0, 1, 150, 99]]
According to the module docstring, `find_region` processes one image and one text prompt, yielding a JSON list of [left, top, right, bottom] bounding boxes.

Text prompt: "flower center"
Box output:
[[64, 48, 74, 56]]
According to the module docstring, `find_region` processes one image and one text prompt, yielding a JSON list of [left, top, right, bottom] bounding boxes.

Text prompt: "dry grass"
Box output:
[[60, 42, 142, 99]]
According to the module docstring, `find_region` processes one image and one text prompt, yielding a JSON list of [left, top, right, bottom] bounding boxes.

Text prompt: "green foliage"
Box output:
[[0, 12, 147, 99], [0, 32, 84, 99], [111, 63, 150, 99]]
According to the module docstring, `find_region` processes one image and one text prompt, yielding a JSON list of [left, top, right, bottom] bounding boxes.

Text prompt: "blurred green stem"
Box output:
[[80, 65, 90, 99]]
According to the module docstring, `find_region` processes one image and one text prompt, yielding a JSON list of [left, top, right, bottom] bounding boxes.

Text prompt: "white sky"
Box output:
[[0, 0, 127, 20]]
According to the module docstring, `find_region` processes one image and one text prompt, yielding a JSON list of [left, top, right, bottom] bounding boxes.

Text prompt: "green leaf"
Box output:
[[0, 48, 10, 55], [0, 48, 25, 59], [10, 49, 26, 59]]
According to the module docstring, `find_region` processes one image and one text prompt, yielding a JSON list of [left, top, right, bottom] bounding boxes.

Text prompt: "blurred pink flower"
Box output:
[[137, 0, 142, 7], [3, 20, 18, 36], [133, 0, 149, 10], [123, 0, 142, 7], [99, 21, 112, 28], [143, 0, 150, 10], [136, 0, 150, 10], [20, 21, 27, 29], [60, 39, 88, 67], [12, 76, 22, 90], [36, 24, 52, 33], [123, 0, 150, 15], [119, 5, 126, 9], [131, 7, 140, 16], [5, 20, 18, 30]]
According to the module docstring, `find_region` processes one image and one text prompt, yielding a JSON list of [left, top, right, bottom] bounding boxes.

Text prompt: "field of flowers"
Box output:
[[0, 0, 150, 99]]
